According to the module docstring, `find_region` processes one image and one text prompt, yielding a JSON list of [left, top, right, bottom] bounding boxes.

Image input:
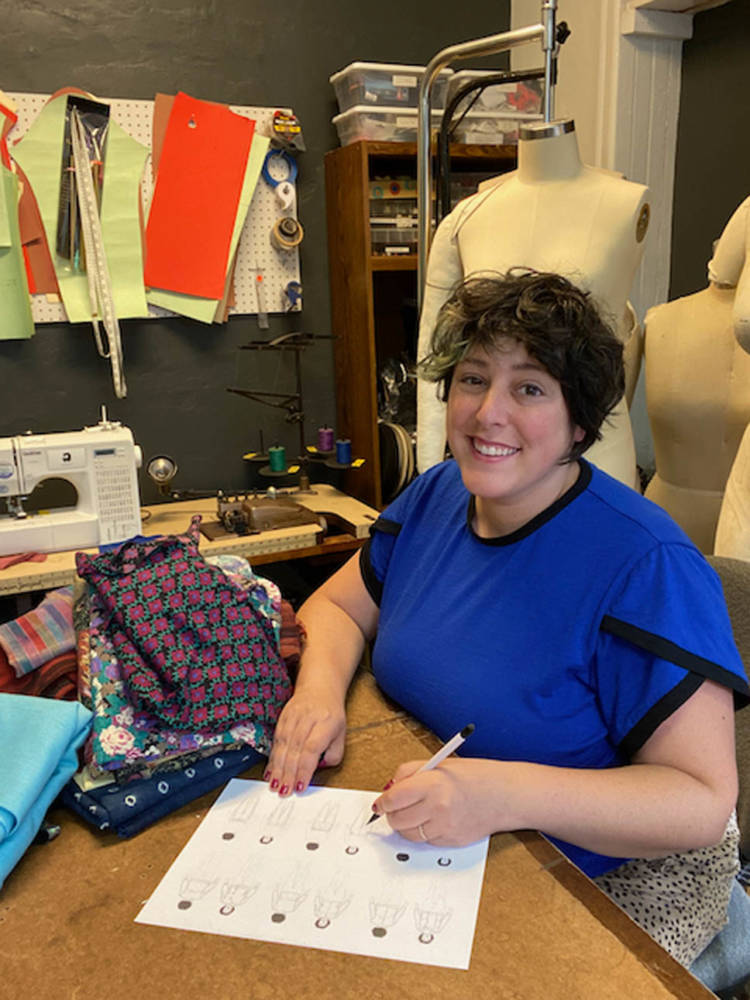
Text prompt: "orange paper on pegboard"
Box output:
[[144, 91, 254, 300]]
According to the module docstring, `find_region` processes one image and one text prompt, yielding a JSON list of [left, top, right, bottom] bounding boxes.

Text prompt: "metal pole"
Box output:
[[417, 1, 558, 307], [542, 0, 557, 122]]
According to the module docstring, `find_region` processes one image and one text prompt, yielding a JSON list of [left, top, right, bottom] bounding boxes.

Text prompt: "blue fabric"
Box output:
[[690, 880, 750, 994], [0, 693, 92, 888], [60, 745, 265, 838], [363, 459, 749, 879]]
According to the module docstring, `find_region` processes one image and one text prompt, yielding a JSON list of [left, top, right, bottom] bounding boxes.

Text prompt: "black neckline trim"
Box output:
[[466, 459, 592, 546]]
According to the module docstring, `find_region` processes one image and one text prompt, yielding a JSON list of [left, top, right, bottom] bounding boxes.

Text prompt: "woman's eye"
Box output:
[[519, 383, 543, 397], [459, 374, 484, 387]]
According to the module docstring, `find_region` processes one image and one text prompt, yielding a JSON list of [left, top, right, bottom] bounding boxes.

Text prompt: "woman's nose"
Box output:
[[475, 385, 510, 425]]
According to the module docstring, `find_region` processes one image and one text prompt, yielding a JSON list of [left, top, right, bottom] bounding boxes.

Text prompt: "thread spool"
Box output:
[[335, 438, 352, 465], [268, 444, 287, 472], [317, 426, 334, 452]]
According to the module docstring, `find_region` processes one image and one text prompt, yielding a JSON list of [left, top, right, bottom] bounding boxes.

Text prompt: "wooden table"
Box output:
[[0, 485, 378, 598], [2, 672, 713, 1000]]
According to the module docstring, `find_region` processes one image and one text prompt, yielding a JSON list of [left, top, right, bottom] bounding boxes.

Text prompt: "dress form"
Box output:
[[416, 119, 650, 488], [644, 283, 750, 553], [704, 195, 750, 558]]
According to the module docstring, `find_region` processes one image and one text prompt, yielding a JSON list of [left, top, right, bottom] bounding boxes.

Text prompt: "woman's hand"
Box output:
[[371, 757, 511, 846], [265, 683, 347, 797]]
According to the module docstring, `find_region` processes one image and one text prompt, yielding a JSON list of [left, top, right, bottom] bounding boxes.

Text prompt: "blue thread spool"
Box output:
[[318, 426, 334, 452], [335, 438, 352, 465], [268, 445, 287, 472]]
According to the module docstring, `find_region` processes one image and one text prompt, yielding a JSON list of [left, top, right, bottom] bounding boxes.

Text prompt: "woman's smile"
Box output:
[[470, 437, 520, 458]]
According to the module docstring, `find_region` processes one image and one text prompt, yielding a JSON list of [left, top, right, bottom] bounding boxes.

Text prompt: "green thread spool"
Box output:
[[268, 444, 287, 472]]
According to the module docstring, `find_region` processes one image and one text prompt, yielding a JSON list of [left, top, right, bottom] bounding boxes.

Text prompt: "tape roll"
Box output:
[[271, 216, 304, 251], [261, 149, 298, 187]]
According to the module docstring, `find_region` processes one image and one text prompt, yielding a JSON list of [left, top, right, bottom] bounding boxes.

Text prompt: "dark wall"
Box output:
[[670, 1, 750, 299], [1, 0, 510, 505]]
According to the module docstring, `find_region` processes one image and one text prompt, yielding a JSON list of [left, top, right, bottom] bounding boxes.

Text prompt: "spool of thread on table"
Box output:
[[318, 426, 334, 452], [335, 438, 352, 465], [268, 445, 287, 472]]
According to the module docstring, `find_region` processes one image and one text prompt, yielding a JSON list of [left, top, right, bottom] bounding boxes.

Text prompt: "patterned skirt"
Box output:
[[593, 811, 740, 966]]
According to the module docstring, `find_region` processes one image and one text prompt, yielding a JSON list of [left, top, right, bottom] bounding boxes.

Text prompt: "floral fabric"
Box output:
[[76, 551, 293, 774], [75, 518, 291, 749]]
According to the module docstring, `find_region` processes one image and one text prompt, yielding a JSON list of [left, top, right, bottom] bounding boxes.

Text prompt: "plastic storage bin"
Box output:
[[445, 70, 544, 117], [451, 110, 543, 146], [330, 62, 452, 112], [332, 105, 442, 146]]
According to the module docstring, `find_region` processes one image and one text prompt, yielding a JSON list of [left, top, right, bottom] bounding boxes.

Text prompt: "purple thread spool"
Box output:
[[318, 426, 334, 452]]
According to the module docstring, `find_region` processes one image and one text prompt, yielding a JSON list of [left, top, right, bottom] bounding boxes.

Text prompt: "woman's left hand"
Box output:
[[371, 757, 511, 845]]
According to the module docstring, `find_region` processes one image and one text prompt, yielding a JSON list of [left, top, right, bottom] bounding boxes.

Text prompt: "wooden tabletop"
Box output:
[[3, 671, 713, 1000], [0, 485, 378, 597]]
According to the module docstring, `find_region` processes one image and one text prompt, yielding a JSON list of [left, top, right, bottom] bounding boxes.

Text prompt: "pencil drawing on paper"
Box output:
[[136, 778, 489, 970]]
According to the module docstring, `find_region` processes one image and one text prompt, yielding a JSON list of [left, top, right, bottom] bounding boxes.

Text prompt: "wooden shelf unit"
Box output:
[[325, 139, 517, 508]]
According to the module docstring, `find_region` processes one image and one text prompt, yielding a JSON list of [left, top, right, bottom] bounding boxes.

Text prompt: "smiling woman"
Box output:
[[421, 271, 622, 535], [264, 269, 750, 974]]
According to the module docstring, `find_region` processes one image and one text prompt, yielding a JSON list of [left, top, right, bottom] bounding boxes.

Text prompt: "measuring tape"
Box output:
[[70, 108, 126, 398]]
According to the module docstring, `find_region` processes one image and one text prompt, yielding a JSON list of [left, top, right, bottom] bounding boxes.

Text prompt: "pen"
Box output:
[[366, 723, 476, 825]]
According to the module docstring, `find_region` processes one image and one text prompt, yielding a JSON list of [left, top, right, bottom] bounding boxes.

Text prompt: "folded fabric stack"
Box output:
[[0, 587, 78, 700], [0, 523, 303, 847], [0, 692, 92, 888], [64, 524, 298, 837]]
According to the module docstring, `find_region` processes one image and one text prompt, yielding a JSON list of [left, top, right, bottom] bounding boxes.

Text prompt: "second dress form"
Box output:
[[416, 119, 650, 488], [644, 283, 750, 553]]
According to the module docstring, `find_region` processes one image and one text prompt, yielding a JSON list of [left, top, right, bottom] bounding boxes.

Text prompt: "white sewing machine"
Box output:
[[0, 410, 142, 555]]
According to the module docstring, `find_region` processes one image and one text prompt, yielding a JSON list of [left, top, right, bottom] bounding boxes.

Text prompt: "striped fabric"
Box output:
[[0, 587, 75, 677]]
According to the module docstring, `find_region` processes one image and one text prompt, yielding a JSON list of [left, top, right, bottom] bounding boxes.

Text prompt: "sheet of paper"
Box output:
[[15, 160, 59, 295], [147, 131, 268, 324], [144, 92, 254, 300], [11, 90, 150, 322], [136, 779, 489, 969], [0, 166, 34, 340], [99, 119, 150, 319]]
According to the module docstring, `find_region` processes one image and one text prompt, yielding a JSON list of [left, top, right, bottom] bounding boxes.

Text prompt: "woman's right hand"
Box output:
[[264, 682, 347, 797]]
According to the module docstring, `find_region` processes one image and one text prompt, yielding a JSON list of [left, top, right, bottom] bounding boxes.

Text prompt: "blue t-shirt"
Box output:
[[360, 459, 749, 878]]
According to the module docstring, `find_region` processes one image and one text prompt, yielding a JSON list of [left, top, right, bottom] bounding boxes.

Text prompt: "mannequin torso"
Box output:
[[417, 120, 650, 486], [644, 284, 750, 553]]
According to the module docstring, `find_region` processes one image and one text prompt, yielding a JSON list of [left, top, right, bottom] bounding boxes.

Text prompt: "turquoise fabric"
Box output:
[[0, 693, 92, 888]]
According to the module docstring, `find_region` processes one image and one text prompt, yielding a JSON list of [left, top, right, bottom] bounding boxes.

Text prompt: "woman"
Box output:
[[266, 270, 749, 966]]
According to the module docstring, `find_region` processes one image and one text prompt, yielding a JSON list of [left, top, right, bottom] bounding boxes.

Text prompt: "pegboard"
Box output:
[[6, 92, 301, 323]]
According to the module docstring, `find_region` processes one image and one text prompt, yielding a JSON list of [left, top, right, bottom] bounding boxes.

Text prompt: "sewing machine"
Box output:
[[0, 411, 142, 555]]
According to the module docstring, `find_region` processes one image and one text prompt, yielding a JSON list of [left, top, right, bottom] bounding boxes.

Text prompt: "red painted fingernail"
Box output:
[[371, 800, 379, 813], [296, 781, 304, 792], [382, 779, 394, 791], [271, 778, 279, 790], [263, 770, 271, 781], [280, 785, 289, 796]]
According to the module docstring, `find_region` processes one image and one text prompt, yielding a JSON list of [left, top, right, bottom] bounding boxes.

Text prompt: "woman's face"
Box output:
[[446, 339, 584, 536]]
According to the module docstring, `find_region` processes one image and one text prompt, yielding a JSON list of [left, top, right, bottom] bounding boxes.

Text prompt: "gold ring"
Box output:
[[417, 823, 428, 841]]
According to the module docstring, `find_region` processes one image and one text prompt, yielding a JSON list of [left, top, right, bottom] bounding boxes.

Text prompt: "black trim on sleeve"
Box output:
[[618, 673, 704, 759], [359, 538, 383, 606], [369, 516, 402, 537], [601, 615, 750, 708], [359, 517, 401, 607]]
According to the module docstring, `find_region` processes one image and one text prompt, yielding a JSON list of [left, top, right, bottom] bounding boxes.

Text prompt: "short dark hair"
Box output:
[[419, 269, 625, 461]]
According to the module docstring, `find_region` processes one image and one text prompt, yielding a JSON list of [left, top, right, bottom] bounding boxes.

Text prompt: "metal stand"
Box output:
[[417, 0, 560, 306]]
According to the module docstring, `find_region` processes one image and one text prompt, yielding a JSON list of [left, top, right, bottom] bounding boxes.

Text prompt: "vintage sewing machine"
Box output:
[[0, 410, 142, 555]]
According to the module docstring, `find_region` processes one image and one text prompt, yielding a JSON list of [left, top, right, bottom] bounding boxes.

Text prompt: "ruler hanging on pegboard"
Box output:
[[70, 105, 126, 397]]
